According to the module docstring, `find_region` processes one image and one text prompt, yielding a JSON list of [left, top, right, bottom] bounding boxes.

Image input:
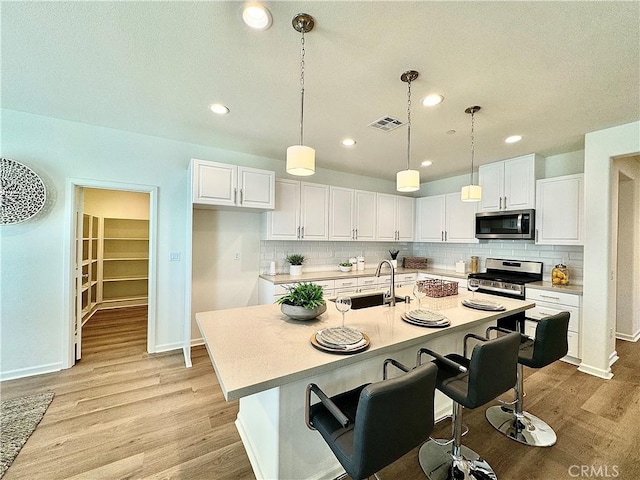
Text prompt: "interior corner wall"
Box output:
[[582, 121, 640, 379]]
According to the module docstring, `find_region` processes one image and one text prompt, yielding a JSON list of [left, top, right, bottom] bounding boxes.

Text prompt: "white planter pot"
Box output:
[[280, 302, 327, 321], [289, 265, 303, 276]]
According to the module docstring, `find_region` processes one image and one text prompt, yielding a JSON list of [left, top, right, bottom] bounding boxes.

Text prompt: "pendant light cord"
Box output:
[[470, 108, 475, 184], [299, 29, 306, 146], [406, 77, 412, 171]]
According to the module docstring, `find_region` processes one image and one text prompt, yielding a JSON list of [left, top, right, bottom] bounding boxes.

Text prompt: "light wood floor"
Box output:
[[2, 307, 639, 480]]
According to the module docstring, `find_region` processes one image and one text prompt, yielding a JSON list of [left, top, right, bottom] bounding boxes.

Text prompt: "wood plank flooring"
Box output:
[[1, 307, 639, 479]]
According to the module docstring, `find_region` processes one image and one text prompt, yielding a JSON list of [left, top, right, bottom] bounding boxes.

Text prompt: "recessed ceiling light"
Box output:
[[422, 94, 444, 107], [209, 103, 230, 115], [505, 135, 522, 144], [241, 3, 273, 30], [446, 130, 456, 135], [341, 138, 356, 147], [421, 160, 433, 167]]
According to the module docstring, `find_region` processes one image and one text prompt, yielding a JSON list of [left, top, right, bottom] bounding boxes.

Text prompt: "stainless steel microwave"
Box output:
[[475, 209, 535, 239]]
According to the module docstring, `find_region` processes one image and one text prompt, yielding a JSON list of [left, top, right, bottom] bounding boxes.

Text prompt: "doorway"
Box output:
[[64, 179, 158, 369], [613, 156, 640, 342]]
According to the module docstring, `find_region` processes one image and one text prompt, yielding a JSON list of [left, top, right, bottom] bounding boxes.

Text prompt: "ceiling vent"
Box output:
[[368, 116, 404, 132]]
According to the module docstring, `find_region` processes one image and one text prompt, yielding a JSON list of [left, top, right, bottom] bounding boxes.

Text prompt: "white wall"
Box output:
[[582, 121, 640, 379], [0, 109, 399, 379], [83, 188, 150, 219]]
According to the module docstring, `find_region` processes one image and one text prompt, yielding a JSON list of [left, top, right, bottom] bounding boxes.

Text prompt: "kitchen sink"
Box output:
[[330, 292, 408, 310]]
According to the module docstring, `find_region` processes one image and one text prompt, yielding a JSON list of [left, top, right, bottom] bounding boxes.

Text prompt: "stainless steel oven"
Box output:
[[475, 209, 535, 240]]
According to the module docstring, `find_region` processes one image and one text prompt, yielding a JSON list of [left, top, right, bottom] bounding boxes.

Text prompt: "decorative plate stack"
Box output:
[[312, 327, 369, 354], [401, 309, 450, 328], [461, 298, 506, 311]]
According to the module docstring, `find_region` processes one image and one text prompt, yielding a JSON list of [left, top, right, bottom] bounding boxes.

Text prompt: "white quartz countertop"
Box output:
[[527, 281, 583, 295], [259, 267, 469, 284], [196, 286, 535, 401]]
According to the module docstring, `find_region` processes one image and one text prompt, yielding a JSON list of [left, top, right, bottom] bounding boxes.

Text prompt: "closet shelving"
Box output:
[[101, 217, 149, 308], [81, 214, 100, 322]]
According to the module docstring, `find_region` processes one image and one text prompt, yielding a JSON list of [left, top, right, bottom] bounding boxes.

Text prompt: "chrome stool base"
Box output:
[[419, 439, 497, 480], [486, 405, 557, 447]]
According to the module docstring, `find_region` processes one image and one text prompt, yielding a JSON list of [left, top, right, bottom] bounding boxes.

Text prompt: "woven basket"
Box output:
[[416, 279, 458, 298], [403, 257, 428, 269]]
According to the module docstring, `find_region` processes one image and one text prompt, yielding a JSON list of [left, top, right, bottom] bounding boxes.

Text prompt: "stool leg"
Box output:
[[419, 402, 498, 480], [486, 363, 558, 447]]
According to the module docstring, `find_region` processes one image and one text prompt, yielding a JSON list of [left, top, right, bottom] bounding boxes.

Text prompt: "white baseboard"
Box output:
[[154, 342, 184, 353], [0, 362, 63, 382], [609, 350, 620, 367], [616, 330, 640, 342], [577, 362, 614, 380], [190, 337, 204, 347]]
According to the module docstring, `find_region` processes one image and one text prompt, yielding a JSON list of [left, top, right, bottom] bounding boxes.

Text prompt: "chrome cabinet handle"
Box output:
[[504, 196, 507, 209], [535, 229, 539, 242], [355, 228, 358, 240], [540, 294, 560, 300], [301, 226, 304, 239], [240, 189, 243, 205], [297, 226, 300, 239], [234, 188, 237, 204], [499, 197, 503, 209], [441, 231, 444, 241], [444, 231, 447, 241]]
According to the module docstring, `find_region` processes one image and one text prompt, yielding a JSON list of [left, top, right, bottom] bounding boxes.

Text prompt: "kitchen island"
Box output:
[[196, 286, 535, 480]]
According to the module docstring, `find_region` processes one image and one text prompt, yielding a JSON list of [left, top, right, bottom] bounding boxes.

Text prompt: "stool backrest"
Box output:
[[467, 331, 520, 408], [352, 362, 437, 479], [531, 311, 570, 368]]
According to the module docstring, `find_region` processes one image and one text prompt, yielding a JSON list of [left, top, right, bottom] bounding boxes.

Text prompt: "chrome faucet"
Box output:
[[375, 259, 396, 306]]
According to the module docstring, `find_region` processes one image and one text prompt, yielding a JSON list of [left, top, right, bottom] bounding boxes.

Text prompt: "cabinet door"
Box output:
[[376, 194, 398, 241], [193, 160, 236, 206], [238, 166, 275, 209], [300, 182, 329, 240], [265, 179, 300, 240], [329, 186, 355, 241], [535, 174, 584, 245], [504, 155, 536, 210], [478, 162, 504, 212], [416, 195, 445, 242], [445, 193, 479, 243], [354, 190, 377, 241], [396, 196, 415, 241]]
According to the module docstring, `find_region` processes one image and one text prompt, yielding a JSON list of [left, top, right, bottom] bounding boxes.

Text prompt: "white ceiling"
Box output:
[[2, 1, 639, 182]]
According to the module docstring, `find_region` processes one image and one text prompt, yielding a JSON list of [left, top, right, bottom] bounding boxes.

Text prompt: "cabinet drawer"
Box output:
[[335, 278, 358, 289], [526, 303, 580, 332], [357, 276, 378, 287], [335, 286, 359, 295], [313, 280, 335, 291], [526, 288, 580, 307], [395, 273, 417, 283]]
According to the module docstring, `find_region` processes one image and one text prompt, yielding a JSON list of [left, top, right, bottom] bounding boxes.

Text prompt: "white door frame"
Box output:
[[63, 178, 158, 369]]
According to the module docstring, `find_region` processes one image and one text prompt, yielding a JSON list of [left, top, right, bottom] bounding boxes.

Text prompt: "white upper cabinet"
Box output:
[[329, 187, 377, 241], [479, 154, 544, 212], [416, 193, 478, 243], [191, 159, 274, 210], [535, 174, 584, 245], [263, 179, 328, 241], [376, 194, 415, 241]]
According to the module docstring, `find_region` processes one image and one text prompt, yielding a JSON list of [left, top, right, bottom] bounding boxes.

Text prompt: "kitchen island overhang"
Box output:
[[196, 286, 535, 480]]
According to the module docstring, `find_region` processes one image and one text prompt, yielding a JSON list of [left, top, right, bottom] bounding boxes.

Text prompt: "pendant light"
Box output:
[[396, 70, 420, 192], [286, 13, 315, 176], [461, 106, 482, 202]]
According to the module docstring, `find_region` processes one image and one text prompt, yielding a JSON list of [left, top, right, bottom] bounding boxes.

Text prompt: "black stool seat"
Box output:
[[307, 361, 438, 480]]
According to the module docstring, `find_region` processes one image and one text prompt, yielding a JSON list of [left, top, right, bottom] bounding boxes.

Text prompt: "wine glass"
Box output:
[[335, 295, 352, 328], [413, 282, 426, 310], [468, 278, 480, 299]]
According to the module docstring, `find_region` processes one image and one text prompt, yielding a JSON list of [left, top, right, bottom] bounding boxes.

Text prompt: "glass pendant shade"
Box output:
[[461, 184, 482, 202], [286, 145, 315, 176], [396, 169, 420, 192]]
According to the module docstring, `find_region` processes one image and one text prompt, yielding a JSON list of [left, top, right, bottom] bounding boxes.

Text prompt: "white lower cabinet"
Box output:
[[525, 287, 581, 362]]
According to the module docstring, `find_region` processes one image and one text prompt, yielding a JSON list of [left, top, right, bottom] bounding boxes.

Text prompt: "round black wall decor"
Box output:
[[1, 158, 47, 225]]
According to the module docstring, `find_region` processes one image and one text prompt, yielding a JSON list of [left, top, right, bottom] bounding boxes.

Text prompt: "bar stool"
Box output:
[[485, 311, 570, 447], [417, 331, 521, 480], [305, 359, 438, 480]]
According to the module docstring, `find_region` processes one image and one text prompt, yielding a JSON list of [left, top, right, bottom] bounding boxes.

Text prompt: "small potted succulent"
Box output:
[[339, 262, 353, 272], [277, 282, 327, 320], [285, 253, 305, 276]]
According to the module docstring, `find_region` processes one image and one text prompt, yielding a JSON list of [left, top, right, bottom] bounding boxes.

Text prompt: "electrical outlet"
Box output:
[[234, 252, 240, 261], [170, 251, 181, 261]]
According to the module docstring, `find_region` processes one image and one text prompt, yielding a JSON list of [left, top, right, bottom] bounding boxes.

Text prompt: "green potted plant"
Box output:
[[276, 282, 326, 320], [285, 253, 305, 276]]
